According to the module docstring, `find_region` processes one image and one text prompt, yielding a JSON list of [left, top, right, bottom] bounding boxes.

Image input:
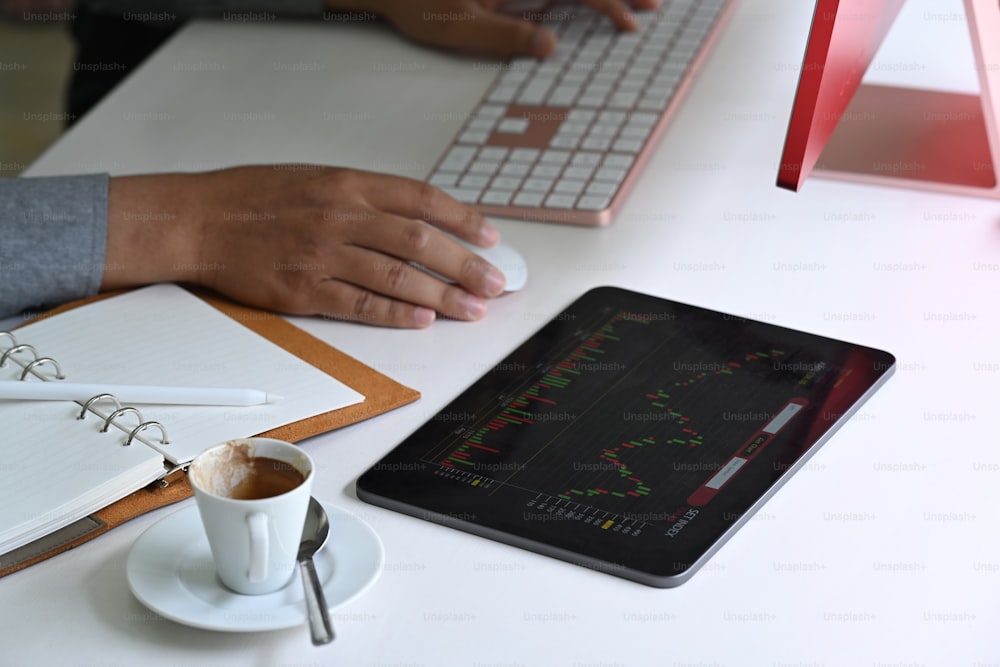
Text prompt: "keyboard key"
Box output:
[[468, 117, 498, 131], [459, 129, 491, 144], [540, 149, 572, 165], [523, 177, 554, 192], [499, 162, 532, 177], [563, 165, 596, 180], [548, 88, 580, 107], [629, 111, 660, 126], [571, 152, 603, 166], [602, 154, 635, 169], [468, 159, 502, 175], [513, 191, 546, 207], [577, 195, 612, 211], [491, 176, 523, 190], [598, 110, 628, 123], [620, 125, 652, 140], [476, 104, 507, 119], [518, 79, 556, 104], [612, 138, 644, 153], [594, 165, 628, 183], [553, 179, 586, 195], [545, 193, 578, 209], [488, 86, 520, 104], [441, 186, 482, 204], [510, 148, 541, 163], [578, 94, 608, 108], [588, 122, 620, 137], [556, 121, 586, 136], [637, 97, 667, 112], [479, 147, 510, 161], [497, 118, 530, 134], [459, 174, 492, 188], [429, 172, 459, 187], [566, 109, 596, 123], [585, 181, 618, 196], [439, 146, 477, 171], [551, 135, 582, 149], [497, 69, 530, 86], [530, 164, 563, 178], [481, 190, 514, 205], [581, 136, 613, 151]]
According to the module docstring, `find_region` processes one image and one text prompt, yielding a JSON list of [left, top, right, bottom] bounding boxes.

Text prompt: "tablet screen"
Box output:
[[357, 287, 895, 587]]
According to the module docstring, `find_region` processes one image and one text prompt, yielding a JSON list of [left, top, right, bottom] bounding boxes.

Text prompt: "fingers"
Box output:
[[312, 280, 440, 329], [382, 0, 659, 60], [322, 244, 495, 324], [318, 175, 507, 326], [480, 0, 660, 56], [582, 0, 661, 31], [353, 171, 498, 247], [427, 6, 556, 59], [346, 212, 506, 296]]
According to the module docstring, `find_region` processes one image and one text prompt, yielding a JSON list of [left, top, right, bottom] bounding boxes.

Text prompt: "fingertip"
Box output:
[[530, 27, 556, 58], [619, 11, 639, 31], [479, 219, 500, 247], [413, 306, 437, 327], [485, 266, 506, 297], [452, 292, 489, 321]]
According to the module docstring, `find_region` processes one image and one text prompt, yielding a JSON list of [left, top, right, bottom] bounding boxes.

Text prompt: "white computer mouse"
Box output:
[[413, 236, 528, 292], [454, 237, 528, 292]]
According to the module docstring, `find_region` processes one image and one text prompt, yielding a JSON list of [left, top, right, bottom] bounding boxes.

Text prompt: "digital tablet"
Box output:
[[357, 287, 895, 587]]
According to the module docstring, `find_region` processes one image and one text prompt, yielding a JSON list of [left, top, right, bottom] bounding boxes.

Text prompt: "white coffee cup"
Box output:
[[188, 438, 314, 595]]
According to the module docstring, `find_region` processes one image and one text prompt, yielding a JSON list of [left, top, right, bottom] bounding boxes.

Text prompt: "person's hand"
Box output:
[[102, 166, 507, 328], [334, 0, 661, 59]]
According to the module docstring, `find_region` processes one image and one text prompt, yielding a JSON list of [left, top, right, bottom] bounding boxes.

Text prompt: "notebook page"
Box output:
[[0, 358, 168, 552], [0, 284, 364, 554]]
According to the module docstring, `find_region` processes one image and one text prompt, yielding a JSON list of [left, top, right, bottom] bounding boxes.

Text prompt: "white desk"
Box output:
[[8, 0, 1000, 663]]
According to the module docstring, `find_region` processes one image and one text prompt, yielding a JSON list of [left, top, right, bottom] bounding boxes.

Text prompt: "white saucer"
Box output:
[[126, 501, 383, 632]]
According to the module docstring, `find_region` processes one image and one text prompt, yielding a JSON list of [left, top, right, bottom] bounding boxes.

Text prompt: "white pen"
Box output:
[[0, 381, 284, 406]]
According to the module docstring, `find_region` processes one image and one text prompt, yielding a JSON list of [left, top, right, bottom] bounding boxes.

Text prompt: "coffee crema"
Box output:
[[226, 456, 306, 500]]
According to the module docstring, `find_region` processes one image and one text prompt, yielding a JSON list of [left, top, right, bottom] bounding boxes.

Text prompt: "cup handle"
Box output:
[[247, 512, 269, 582]]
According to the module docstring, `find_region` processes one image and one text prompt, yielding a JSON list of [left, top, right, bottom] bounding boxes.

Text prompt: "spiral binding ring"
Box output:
[[78, 393, 123, 420], [19, 357, 65, 381], [101, 406, 144, 433], [3, 330, 173, 454], [124, 421, 169, 447], [0, 343, 37, 368]]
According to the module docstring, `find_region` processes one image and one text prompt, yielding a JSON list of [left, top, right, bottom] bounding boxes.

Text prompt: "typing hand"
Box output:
[[104, 166, 506, 328], [341, 0, 661, 58]]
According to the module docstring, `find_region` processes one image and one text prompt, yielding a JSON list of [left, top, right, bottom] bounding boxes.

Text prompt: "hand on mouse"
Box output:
[[102, 165, 507, 328], [332, 0, 661, 59]]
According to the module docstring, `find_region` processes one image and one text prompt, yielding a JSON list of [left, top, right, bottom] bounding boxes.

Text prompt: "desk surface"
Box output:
[[8, 0, 1000, 664]]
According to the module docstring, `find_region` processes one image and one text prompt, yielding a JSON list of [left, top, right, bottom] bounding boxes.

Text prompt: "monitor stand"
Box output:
[[813, 0, 1000, 198]]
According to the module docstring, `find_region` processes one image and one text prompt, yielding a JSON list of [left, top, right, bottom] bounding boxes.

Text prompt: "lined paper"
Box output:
[[0, 285, 363, 554]]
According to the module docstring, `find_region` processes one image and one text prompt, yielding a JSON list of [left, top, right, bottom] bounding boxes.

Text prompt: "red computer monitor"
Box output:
[[777, 0, 1000, 198]]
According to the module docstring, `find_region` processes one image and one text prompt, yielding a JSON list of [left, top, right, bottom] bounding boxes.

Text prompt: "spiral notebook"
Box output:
[[0, 284, 407, 564]]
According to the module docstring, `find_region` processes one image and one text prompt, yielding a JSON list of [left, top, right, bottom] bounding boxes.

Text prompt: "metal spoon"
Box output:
[[298, 497, 334, 645]]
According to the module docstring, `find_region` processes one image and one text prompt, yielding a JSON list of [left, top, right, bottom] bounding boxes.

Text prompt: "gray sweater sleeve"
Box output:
[[81, 0, 324, 17], [0, 174, 109, 318]]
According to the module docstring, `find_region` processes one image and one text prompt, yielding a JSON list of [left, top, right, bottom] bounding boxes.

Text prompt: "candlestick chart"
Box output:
[[424, 308, 831, 530]]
